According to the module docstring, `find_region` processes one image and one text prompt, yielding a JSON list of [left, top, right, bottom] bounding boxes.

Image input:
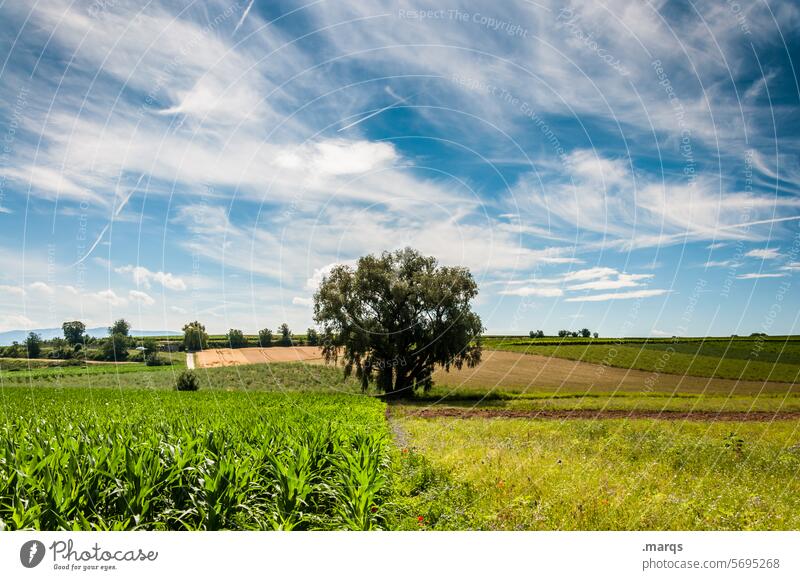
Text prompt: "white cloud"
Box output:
[[0, 314, 35, 332], [0, 285, 25, 296], [562, 267, 619, 282], [781, 262, 800, 272], [289, 140, 399, 176], [292, 296, 313, 306], [94, 289, 126, 306], [170, 306, 188, 314], [736, 272, 788, 280], [129, 290, 155, 306], [115, 265, 187, 291], [498, 287, 564, 297], [29, 281, 54, 294], [565, 289, 670, 302], [703, 260, 739, 268], [567, 273, 652, 291], [1, 166, 106, 204], [745, 248, 782, 260], [497, 267, 655, 297]]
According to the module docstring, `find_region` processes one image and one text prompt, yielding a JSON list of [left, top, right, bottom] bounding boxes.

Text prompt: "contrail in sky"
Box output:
[[73, 174, 144, 266], [232, 0, 255, 36]]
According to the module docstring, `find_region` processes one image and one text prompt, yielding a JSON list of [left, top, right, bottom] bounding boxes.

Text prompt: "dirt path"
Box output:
[[186, 352, 195, 369], [401, 407, 800, 422], [195, 346, 324, 369], [433, 350, 797, 395]]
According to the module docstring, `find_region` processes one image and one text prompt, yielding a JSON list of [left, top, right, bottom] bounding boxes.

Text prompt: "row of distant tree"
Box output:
[[1, 318, 326, 361], [529, 329, 599, 338], [182, 321, 320, 351], [2, 319, 166, 365]]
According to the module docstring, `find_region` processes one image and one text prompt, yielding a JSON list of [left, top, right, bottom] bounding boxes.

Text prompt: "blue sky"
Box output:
[[0, 0, 798, 336]]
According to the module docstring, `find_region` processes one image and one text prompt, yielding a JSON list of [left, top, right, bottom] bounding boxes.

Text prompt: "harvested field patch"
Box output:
[[195, 347, 324, 368]]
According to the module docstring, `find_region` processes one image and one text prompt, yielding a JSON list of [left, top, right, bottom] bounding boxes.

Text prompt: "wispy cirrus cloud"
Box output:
[[745, 248, 782, 260], [565, 289, 670, 302], [736, 272, 787, 280], [498, 267, 664, 301]]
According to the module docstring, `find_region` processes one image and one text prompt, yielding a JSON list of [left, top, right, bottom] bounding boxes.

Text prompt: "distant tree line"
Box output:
[[0, 319, 168, 366], [181, 321, 323, 351], [530, 329, 599, 339]]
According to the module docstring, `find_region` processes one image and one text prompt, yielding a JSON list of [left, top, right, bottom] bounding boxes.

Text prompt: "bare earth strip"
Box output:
[[432, 350, 798, 395], [400, 407, 800, 421], [195, 347, 324, 368]]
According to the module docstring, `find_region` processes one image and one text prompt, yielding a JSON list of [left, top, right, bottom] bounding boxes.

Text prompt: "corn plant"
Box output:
[[0, 389, 391, 530]]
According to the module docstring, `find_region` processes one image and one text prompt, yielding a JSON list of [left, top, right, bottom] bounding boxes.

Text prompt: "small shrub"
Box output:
[[176, 370, 200, 391], [724, 432, 745, 456]]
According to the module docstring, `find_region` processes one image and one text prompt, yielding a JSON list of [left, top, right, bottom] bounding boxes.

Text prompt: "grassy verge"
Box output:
[[414, 391, 800, 413], [395, 415, 800, 530]]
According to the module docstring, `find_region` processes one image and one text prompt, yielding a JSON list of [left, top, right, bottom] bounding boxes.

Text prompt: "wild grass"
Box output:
[[410, 391, 800, 413], [0, 388, 390, 530], [396, 416, 800, 530], [0, 362, 360, 392]]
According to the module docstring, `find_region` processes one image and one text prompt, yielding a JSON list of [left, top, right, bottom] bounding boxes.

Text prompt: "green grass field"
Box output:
[[0, 362, 357, 391], [2, 343, 799, 531], [484, 336, 800, 383]]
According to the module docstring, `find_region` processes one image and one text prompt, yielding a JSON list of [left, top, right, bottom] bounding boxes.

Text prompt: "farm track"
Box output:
[[399, 407, 800, 422]]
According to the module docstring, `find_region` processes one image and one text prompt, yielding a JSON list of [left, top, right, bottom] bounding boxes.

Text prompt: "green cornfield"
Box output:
[[0, 389, 391, 531]]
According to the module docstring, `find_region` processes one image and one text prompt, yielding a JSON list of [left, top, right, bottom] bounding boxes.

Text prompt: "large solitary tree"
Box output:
[[313, 248, 483, 397]]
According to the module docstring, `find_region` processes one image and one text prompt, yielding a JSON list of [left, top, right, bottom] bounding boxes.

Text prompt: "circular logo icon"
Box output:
[[20, 540, 46, 568]]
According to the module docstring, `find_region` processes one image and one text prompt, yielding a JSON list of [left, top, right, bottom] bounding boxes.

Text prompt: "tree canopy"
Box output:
[[62, 321, 86, 345], [183, 321, 208, 352], [278, 323, 292, 346], [25, 332, 41, 358], [258, 328, 273, 347], [313, 248, 483, 397], [109, 318, 131, 336], [227, 328, 247, 348]]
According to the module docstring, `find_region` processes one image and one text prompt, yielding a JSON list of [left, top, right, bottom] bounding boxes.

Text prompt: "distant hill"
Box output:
[[0, 328, 181, 345]]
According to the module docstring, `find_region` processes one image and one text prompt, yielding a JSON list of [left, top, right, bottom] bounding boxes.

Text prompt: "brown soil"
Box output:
[[402, 407, 800, 422], [433, 350, 797, 395], [195, 347, 324, 368]]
